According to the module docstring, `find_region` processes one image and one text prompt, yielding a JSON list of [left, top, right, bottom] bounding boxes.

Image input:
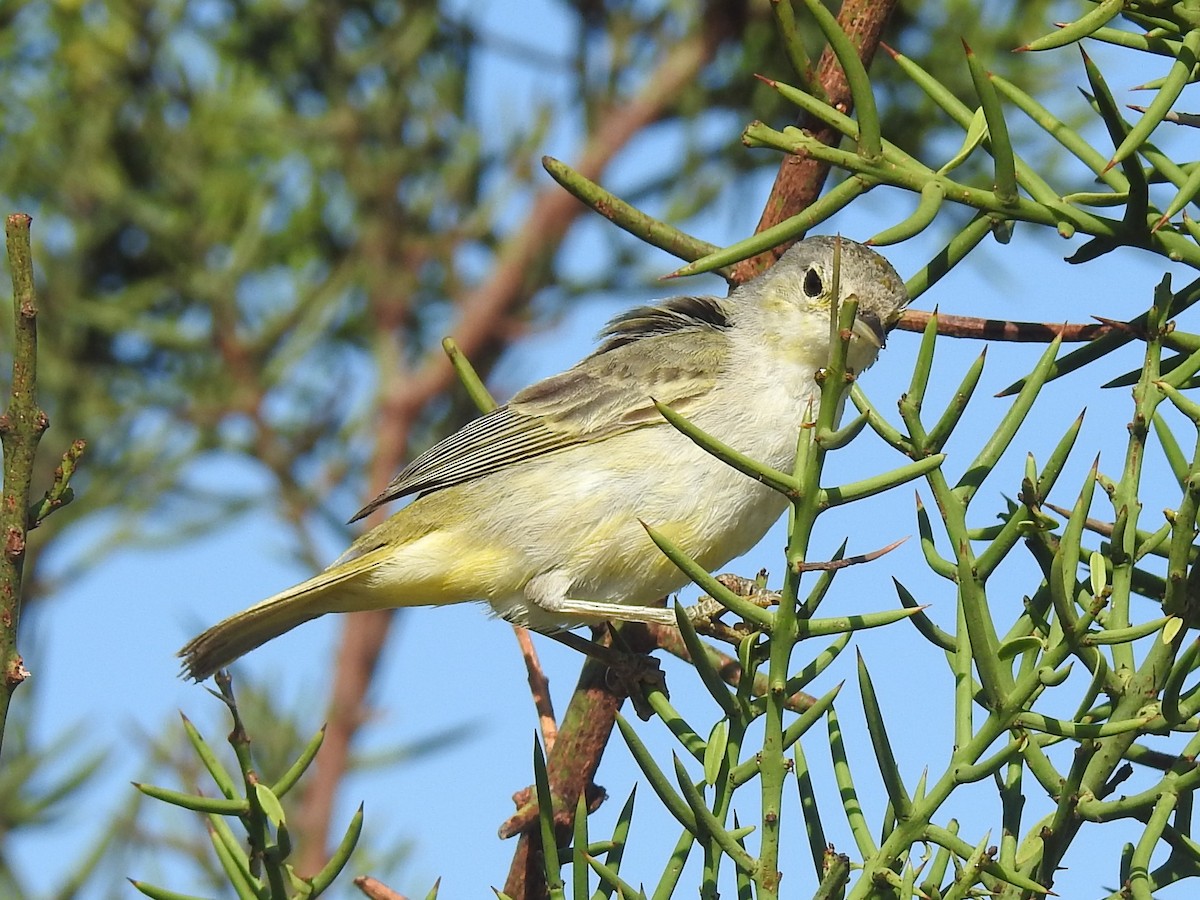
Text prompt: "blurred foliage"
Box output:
[[0, 0, 1083, 896]]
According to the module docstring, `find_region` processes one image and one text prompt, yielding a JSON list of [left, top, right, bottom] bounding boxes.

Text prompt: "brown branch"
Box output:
[[502, 4, 899, 896], [296, 9, 737, 878], [896, 309, 1114, 342], [799, 536, 907, 572], [501, 625, 658, 899], [514, 625, 558, 753], [354, 875, 412, 900], [495, 618, 824, 843], [731, 0, 899, 284], [0, 214, 46, 755]]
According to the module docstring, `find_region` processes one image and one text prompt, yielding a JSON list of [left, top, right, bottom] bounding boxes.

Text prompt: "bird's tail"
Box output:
[[179, 544, 397, 682]]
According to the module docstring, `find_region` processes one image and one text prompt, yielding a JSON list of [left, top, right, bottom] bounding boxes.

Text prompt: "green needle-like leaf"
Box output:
[[653, 400, 798, 496], [917, 494, 959, 580], [901, 305, 939, 432], [1154, 153, 1200, 231], [770, 0, 822, 99], [964, 42, 1017, 206], [821, 453, 945, 506], [531, 736, 565, 897], [1154, 411, 1191, 487], [206, 814, 254, 889], [849, 383, 912, 454], [1158, 379, 1200, 421], [1162, 638, 1200, 724], [572, 793, 588, 900], [1018, 0, 1124, 52], [1036, 410, 1086, 501], [795, 605, 925, 639], [270, 724, 326, 798], [1086, 25, 1183, 56], [671, 754, 757, 873], [780, 681, 843, 749], [904, 213, 994, 302], [1156, 344, 1200, 391], [133, 783, 248, 816], [815, 408, 869, 451], [645, 685, 707, 762], [1080, 48, 1149, 224], [936, 108, 988, 177], [442, 337, 497, 414], [856, 652, 912, 819], [954, 736, 1036, 784], [785, 633, 851, 694], [798, 0, 881, 160], [828, 707, 877, 857], [180, 714, 239, 801], [585, 854, 647, 900], [894, 577, 956, 651], [597, 787, 636, 899], [793, 742, 828, 877], [309, 804, 364, 895], [869, 181, 946, 246], [1109, 27, 1200, 169], [129, 881, 211, 900], [541, 156, 722, 271], [641, 522, 773, 629], [673, 601, 739, 719], [1014, 710, 1155, 738], [207, 818, 260, 900], [669, 175, 872, 277], [615, 714, 698, 835], [927, 349, 986, 452], [957, 334, 1062, 505]]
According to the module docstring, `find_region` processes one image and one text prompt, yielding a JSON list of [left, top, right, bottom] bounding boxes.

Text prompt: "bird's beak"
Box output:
[[851, 309, 888, 350]]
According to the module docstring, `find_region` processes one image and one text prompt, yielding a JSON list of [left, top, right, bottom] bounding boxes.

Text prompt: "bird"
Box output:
[[179, 236, 908, 681]]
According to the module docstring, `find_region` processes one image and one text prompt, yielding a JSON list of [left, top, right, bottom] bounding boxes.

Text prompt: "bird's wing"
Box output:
[[349, 296, 730, 521]]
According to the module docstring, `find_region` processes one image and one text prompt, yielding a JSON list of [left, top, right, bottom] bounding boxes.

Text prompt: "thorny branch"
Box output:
[[896, 309, 1115, 342], [501, 3, 899, 898]]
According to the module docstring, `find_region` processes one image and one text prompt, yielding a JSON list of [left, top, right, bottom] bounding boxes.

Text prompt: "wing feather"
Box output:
[[349, 296, 730, 521]]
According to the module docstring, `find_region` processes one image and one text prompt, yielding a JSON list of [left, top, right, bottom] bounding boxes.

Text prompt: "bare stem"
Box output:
[[0, 214, 47, 757]]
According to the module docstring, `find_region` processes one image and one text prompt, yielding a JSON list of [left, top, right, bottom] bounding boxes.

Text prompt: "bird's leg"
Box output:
[[523, 570, 677, 627], [546, 627, 666, 721]]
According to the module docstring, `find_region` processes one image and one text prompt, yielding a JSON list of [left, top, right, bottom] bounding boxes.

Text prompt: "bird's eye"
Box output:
[[802, 266, 824, 298]]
